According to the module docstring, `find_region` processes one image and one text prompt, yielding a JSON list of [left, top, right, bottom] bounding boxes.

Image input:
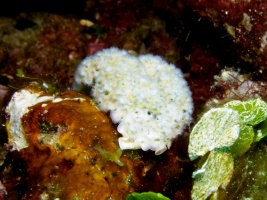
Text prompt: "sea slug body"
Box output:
[[73, 47, 193, 155]]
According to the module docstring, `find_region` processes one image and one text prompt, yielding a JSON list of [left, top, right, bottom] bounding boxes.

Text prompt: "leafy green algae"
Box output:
[[94, 143, 124, 166], [188, 108, 240, 160], [189, 98, 267, 200], [229, 125, 254, 158], [126, 192, 170, 200], [191, 151, 234, 200], [223, 98, 267, 126]]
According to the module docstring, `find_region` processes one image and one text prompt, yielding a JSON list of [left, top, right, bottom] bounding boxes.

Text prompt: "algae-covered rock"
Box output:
[[5, 85, 145, 199]]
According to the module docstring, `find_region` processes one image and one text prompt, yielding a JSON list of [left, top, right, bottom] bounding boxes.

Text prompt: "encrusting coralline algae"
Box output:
[[73, 47, 193, 155]]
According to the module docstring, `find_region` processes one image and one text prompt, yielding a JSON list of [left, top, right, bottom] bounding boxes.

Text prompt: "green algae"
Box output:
[[94, 143, 124, 167], [189, 98, 267, 199], [191, 151, 234, 200], [188, 107, 240, 160]]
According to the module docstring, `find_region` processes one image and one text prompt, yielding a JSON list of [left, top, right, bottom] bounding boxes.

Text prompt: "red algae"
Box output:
[[186, 0, 267, 68]]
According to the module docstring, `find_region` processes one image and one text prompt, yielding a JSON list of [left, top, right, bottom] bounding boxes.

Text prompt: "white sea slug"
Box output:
[[73, 47, 193, 155]]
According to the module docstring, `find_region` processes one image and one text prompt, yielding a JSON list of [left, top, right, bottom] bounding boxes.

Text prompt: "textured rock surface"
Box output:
[[186, 0, 267, 68], [7, 87, 144, 199]]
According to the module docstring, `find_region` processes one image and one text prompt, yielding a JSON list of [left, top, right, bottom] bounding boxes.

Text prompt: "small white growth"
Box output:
[[52, 97, 85, 103], [260, 31, 267, 53], [224, 23, 237, 38], [6, 89, 87, 151], [73, 47, 193, 155], [241, 13, 252, 32], [5, 89, 54, 151]]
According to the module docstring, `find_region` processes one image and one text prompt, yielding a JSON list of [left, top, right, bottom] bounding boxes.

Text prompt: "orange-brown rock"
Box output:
[[16, 90, 143, 199]]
